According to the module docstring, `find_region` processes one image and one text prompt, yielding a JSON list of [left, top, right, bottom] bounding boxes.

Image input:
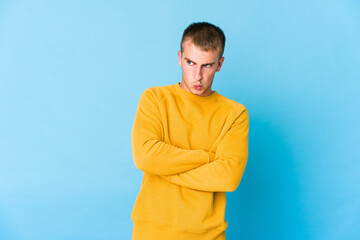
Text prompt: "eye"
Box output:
[[187, 60, 194, 66], [204, 64, 212, 68]]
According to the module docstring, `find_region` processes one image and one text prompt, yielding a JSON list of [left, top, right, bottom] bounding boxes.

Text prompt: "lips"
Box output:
[[194, 85, 202, 89]]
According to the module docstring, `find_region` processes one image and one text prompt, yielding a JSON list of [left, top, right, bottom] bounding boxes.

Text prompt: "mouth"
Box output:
[[194, 85, 202, 90]]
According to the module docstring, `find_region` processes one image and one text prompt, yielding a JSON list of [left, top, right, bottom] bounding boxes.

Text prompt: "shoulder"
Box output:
[[140, 84, 174, 103], [215, 93, 248, 116]]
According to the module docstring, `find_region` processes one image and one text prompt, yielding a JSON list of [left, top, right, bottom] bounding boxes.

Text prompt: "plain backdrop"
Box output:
[[0, 0, 359, 239]]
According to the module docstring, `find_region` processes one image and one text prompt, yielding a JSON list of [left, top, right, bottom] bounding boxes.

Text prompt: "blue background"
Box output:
[[1, 0, 359, 239]]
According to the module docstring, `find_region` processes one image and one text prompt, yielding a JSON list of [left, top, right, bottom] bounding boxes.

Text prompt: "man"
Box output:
[[131, 22, 249, 240]]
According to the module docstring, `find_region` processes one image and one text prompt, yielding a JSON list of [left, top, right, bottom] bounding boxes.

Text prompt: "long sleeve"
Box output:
[[161, 108, 249, 192], [131, 88, 215, 176]]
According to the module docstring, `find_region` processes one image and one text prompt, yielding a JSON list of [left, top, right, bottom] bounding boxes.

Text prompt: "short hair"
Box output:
[[180, 22, 226, 59]]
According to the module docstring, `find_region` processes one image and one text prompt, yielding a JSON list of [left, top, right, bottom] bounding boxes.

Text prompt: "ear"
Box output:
[[178, 50, 182, 67], [216, 57, 225, 72]]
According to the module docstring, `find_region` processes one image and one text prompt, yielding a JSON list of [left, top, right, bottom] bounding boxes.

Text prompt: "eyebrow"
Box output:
[[184, 58, 215, 66]]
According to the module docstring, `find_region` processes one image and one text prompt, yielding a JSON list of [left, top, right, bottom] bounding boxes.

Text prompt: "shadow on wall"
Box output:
[[225, 115, 309, 240]]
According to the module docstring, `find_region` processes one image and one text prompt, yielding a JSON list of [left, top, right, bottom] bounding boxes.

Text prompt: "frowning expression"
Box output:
[[178, 40, 224, 97]]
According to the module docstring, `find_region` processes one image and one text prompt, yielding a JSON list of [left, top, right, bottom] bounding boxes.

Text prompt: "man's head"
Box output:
[[180, 22, 226, 60], [178, 22, 226, 97]]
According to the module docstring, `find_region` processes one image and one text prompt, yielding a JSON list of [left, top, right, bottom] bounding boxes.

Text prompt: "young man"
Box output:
[[131, 22, 249, 240]]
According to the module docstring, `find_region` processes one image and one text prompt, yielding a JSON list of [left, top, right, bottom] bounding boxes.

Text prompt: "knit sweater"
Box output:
[[131, 82, 249, 240]]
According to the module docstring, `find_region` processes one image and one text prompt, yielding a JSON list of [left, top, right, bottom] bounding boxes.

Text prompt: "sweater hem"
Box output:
[[132, 220, 226, 240]]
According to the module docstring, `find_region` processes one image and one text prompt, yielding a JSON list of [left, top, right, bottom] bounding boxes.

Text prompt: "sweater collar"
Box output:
[[173, 82, 219, 102]]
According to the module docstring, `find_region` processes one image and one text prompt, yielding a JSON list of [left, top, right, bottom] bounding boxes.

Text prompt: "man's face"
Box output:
[[178, 40, 224, 97]]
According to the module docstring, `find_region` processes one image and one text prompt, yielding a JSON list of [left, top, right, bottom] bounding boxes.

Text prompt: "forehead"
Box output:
[[182, 40, 220, 63]]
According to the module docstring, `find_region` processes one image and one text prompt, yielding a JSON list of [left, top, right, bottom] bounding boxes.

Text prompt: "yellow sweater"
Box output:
[[131, 82, 249, 240]]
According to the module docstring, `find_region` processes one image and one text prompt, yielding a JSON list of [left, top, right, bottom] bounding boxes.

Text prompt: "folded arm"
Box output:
[[131, 89, 215, 175], [161, 108, 249, 192]]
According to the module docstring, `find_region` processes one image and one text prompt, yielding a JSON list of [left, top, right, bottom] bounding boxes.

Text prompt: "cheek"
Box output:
[[204, 70, 216, 79], [183, 66, 193, 75]]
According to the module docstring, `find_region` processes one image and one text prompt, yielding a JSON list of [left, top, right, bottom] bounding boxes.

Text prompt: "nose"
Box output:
[[194, 66, 202, 81]]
